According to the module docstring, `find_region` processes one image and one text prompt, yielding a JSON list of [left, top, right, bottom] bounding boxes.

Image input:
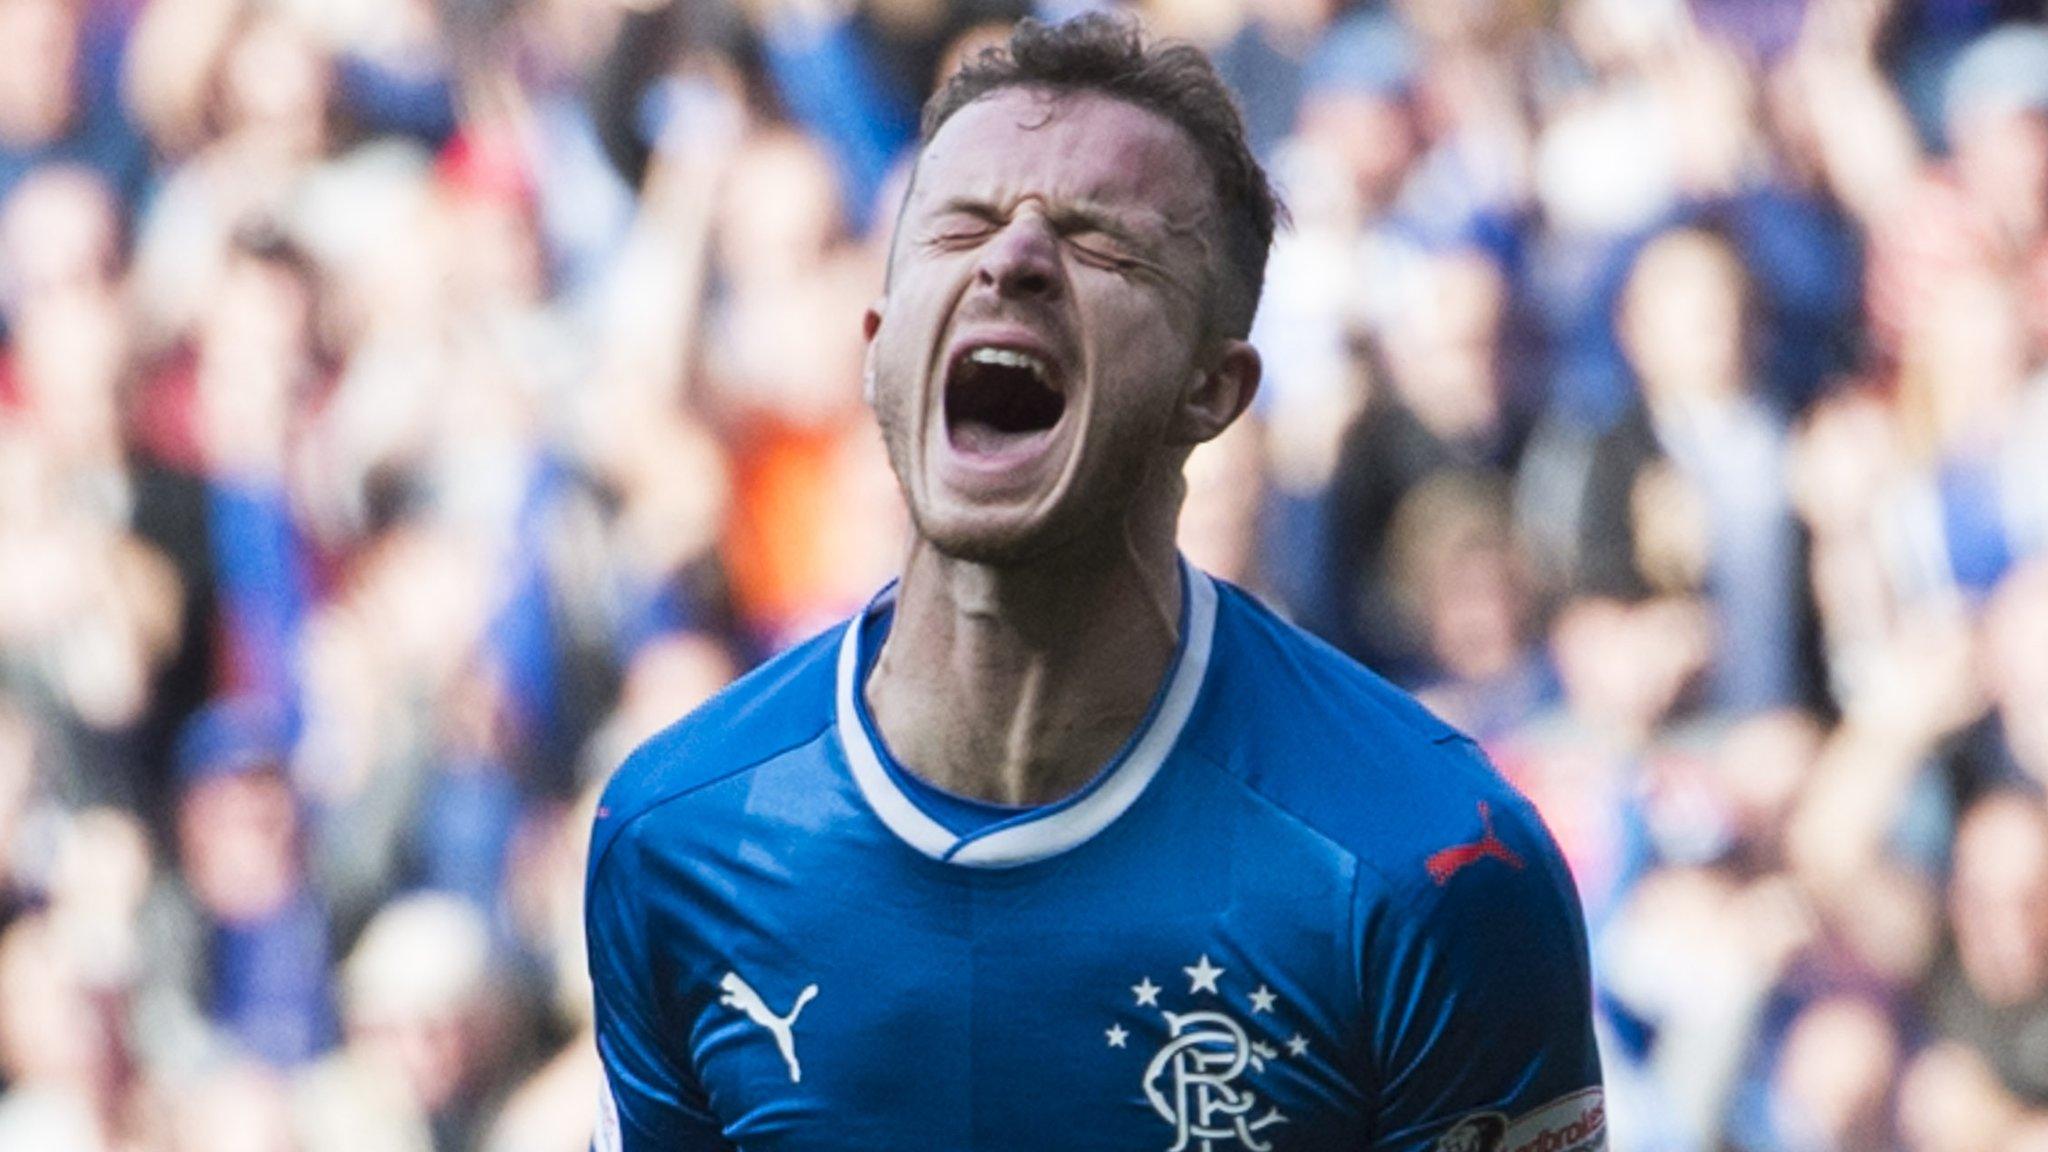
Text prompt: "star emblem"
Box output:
[[1114, 961, 1297, 1147]]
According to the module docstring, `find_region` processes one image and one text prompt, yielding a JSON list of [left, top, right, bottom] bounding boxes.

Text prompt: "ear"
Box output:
[[861, 299, 884, 404], [1168, 339, 1260, 446]]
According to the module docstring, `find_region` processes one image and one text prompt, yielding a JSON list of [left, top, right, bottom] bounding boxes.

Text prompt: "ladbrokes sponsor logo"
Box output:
[[1435, 1088, 1605, 1152]]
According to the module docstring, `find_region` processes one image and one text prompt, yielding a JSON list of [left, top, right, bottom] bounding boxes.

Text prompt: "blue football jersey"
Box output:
[[587, 565, 1604, 1152]]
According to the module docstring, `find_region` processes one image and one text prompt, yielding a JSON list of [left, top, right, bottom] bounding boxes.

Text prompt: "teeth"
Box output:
[[966, 346, 1049, 385]]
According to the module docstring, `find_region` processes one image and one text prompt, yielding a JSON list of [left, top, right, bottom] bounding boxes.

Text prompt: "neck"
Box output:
[[866, 522, 1185, 808]]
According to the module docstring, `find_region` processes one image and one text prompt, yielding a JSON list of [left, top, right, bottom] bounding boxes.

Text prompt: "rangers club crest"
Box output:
[[1107, 954, 1304, 1152]]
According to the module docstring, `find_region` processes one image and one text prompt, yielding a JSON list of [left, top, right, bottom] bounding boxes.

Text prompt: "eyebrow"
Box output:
[[924, 197, 1007, 225]]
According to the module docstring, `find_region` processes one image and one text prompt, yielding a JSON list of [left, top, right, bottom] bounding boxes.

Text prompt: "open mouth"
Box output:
[[944, 346, 1066, 455]]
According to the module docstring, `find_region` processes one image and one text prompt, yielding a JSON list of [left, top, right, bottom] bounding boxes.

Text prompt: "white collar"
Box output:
[[834, 563, 1219, 868]]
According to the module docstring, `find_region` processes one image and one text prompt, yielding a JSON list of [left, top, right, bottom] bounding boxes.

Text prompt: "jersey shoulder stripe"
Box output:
[[589, 624, 841, 873]]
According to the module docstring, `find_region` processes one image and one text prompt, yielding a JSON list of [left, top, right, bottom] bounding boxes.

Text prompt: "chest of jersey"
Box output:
[[650, 753, 1370, 1151]]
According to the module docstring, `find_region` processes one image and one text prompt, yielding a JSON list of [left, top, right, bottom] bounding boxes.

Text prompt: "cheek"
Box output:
[[866, 312, 943, 469], [877, 267, 967, 376], [874, 313, 934, 399], [1071, 357, 1189, 462], [1078, 267, 1196, 356], [1094, 289, 1201, 399]]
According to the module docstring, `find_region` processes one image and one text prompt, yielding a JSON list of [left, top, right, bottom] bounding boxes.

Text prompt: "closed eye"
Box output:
[[1067, 234, 1138, 272], [926, 209, 1002, 247], [929, 228, 993, 249]]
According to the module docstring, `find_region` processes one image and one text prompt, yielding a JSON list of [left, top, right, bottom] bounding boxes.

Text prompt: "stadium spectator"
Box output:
[[0, 0, 2045, 1147]]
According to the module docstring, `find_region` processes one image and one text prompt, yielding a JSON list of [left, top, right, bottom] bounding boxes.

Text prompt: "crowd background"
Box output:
[[2, 0, 2047, 1147]]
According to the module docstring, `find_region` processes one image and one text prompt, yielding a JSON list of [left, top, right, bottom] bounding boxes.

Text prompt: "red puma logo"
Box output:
[[1426, 801, 1525, 886]]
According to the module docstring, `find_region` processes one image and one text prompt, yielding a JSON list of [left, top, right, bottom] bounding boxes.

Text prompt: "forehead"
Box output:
[[912, 88, 1215, 223]]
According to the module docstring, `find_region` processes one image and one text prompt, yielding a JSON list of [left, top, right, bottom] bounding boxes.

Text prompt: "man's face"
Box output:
[[865, 88, 1246, 564]]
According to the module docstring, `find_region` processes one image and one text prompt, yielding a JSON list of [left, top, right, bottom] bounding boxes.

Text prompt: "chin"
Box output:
[[907, 479, 1119, 566], [900, 448, 1178, 571], [909, 511, 1065, 567]]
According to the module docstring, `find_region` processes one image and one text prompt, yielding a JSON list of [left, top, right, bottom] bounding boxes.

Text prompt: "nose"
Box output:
[[974, 214, 1063, 302]]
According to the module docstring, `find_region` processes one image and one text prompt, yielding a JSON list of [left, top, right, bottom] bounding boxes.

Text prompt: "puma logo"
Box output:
[[719, 972, 818, 1083], [1425, 801, 1525, 886]]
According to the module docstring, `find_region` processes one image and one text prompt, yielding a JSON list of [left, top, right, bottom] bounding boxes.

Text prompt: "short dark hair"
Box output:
[[919, 14, 1284, 340]]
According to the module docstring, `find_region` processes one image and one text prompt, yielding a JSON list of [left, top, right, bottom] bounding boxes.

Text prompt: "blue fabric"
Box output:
[[208, 890, 335, 1067], [0, 8, 151, 210], [334, 55, 459, 147], [1212, 21, 1308, 162], [1717, 189, 1864, 416], [586, 575, 1604, 1150], [175, 696, 292, 784], [1527, 229, 1643, 434], [488, 458, 572, 755], [1259, 485, 1341, 643], [616, 576, 691, 662], [1939, 459, 2020, 594], [415, 757, 523, 911], [1676, 399, 1804, 714], [530, 93, 639, 297], [208, 480, 309, 711], [1302, 12, 1416, 99], [758, 13, 916, 229]]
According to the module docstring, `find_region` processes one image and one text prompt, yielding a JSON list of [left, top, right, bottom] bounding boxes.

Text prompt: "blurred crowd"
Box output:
[[2, 0, 2047, 1148]]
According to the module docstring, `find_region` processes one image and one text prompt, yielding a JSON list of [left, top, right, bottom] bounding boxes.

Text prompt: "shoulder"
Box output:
[[1190, 589, 1595, 1075], [588, 623, 843, 875], [1189, 580, 1561, 899]]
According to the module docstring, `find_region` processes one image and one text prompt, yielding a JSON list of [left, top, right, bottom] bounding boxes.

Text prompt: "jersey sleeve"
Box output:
[[1358, 789, 1606, 1152], [586, 818, 733, 1152]]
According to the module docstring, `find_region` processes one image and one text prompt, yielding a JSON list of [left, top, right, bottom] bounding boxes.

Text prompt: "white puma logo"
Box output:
[[718, 972, 818, 1083]]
